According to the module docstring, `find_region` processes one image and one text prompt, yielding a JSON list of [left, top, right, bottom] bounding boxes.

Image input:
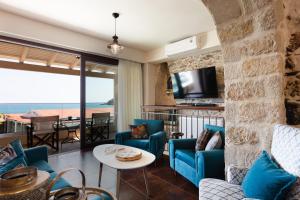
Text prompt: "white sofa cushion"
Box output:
[[227, 165, 249, 185], [271, 124, 300, 177], [199, 178, 245, 200]]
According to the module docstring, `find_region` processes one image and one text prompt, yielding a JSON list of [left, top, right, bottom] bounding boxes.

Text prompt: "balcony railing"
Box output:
[[142, 105, 225, 139]]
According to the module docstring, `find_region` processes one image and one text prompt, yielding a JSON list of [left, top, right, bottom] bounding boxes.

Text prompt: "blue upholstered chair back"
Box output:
[[133, 119, 164, 135], [204, 124, 225, 148]]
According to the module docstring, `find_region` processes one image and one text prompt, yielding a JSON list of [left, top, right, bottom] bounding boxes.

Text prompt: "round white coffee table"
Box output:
[[93, 144, 156, 199]]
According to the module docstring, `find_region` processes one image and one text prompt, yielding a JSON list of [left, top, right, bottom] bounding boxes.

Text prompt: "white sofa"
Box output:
[[199, 124, 300, 200]]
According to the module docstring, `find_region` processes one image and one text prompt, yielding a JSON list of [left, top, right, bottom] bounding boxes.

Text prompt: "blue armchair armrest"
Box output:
[[196, 149, 225, 180], [169, 139, 196, 169], [149, 131, 166, 159], [115, 131, 131, 144], [24, 146, 48, 165]]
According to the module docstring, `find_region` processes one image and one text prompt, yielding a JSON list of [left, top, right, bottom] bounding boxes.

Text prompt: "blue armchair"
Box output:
[[115, 119, 166, 159], [169, 124, 225, 187]]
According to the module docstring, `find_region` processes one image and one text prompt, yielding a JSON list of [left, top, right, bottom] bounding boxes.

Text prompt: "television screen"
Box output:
[[171, 66, 218, 99]]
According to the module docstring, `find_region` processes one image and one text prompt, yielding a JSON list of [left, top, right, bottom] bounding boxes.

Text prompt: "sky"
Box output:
[[0, 68, 114, 103]]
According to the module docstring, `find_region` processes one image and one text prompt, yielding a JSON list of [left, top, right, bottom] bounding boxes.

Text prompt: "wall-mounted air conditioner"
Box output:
[[165, 36, 202, 56]]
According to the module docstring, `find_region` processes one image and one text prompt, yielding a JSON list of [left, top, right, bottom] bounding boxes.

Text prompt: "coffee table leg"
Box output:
[[116, 169, 121, 199], [143, 168, 150, 199], [98, 162, 103, 187]]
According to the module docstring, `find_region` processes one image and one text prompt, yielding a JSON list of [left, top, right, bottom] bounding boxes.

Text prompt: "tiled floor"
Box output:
[[48, 150, 198, 200]]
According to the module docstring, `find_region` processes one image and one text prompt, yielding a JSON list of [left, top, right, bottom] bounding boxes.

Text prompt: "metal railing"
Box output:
[[142, 109, 224, 139]]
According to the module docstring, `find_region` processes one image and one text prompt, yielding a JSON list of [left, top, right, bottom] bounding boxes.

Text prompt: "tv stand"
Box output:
[[192, 103, 217, 107]]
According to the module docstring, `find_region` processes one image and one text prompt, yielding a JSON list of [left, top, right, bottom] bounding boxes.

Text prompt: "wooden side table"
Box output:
[[171, 132, 184, 139]]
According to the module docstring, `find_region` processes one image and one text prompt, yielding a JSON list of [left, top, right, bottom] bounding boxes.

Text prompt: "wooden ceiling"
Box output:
[[0, 41, 117, 77]]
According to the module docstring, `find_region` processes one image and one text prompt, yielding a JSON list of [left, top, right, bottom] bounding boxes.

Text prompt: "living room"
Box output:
[[0, 0, 300, 200]]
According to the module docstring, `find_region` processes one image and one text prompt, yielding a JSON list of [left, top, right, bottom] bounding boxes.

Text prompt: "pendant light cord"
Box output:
[[114, 17, 117, 36]]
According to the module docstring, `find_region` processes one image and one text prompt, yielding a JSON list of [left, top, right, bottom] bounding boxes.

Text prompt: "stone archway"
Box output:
[[201, 0, 289, 168]]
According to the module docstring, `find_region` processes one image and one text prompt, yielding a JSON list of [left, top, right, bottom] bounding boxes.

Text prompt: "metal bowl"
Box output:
[[0, 167, 37, 189]]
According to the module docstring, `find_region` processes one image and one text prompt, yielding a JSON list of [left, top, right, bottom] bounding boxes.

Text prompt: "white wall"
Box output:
[[0, 10, 146, 63]]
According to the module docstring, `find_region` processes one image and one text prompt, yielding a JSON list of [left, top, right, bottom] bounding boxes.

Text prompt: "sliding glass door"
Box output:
[[80, 56, 117, 148]]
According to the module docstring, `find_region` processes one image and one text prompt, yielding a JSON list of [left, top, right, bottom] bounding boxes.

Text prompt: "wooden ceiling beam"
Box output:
[[69, 57, 80, 69], [0, 60, 115, 79], [47, 53, 58, 66], [20, 47, 29, 63]]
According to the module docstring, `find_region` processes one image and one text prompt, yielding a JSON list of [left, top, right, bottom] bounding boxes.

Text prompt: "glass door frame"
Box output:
[[80, 54, 118, 149]]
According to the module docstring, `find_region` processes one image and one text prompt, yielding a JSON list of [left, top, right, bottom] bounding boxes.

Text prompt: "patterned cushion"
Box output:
[[205, 132, 222, 151], [199, 178, 245, 200], [130, 124, 148, 139], [0, 144, 17, 166], [196, 129, 211, 151], [271, 124, 300, 177], [227, 165, 249, 185]]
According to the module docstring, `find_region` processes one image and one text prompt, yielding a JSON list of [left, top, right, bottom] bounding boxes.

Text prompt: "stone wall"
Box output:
[[284, 0, 300, 126], [154, 63, 176, 105], [168, 49, 225, 99], [203, 0, 287, 168]]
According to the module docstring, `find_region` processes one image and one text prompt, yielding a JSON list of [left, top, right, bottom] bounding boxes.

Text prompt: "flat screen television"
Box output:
[[171, 66, 218, 99]]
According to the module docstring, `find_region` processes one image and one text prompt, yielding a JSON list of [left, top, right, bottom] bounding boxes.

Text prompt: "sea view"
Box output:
[[0, 103, 113, 114]]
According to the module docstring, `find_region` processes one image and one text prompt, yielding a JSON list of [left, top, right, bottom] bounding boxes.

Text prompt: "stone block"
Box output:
[[265, 74, 284, 98], [242, 55, 283, 77], [242, 32, 277, 56], [218, 18, 254, 43], [240, 0, 272, 14], [257, 6, 276, 31], [225, 145, 261, 168], [226, 126, 258, 145], [225, 102, 237, 123], [238, 102, 267, 122], [224, 62, 242, 80], [222, 44, 242, 62], [226, 80, 265, 101]]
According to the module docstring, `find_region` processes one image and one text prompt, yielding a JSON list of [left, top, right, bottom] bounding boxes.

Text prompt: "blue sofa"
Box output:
[[169, 124, 225, 187], [115, 119, 166, 159]]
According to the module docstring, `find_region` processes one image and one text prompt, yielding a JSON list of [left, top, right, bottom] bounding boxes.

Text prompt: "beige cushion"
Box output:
[[205, 131, 222, 151]]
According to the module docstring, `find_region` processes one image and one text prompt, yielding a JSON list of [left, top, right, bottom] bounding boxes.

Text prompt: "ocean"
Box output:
[[0, 103, 113, 114]]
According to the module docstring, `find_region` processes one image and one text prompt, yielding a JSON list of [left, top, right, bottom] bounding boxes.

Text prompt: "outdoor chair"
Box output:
[[27, 115, 59, 151], [86, 112, 110, 142]]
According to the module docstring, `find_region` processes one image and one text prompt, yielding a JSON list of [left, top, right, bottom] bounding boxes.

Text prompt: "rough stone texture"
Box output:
[[242, 55, 284, 77], [218, 18, 254, 43], [226, 126, 258, 145], [242, 32, 278, 56], [226, 80, 265, 101], [202, 0, 242, 25], [265, 74, 284, 98], [168, 49, 224, 98], [240, 0, 273, 14], [256, 6, 277, 31], [284, 0, 300, 126], [155, 63, 176, 105], [222, 43, 242, 62], [202, 0, 286, 168], [224, 62, 242, 80]]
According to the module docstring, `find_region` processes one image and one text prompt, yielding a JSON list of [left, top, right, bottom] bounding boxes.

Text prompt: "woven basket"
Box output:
[[0, 167, 50, 200]]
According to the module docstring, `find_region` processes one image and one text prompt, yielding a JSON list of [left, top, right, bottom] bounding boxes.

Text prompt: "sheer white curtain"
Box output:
[[117, 60, 143, 131]]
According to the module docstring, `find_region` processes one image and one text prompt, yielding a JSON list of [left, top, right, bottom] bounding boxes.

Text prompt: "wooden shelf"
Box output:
[[142, 105, 224, 111]]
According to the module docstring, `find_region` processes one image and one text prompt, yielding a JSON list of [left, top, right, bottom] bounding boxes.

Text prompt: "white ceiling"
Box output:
[[0, 0, 215, 51]]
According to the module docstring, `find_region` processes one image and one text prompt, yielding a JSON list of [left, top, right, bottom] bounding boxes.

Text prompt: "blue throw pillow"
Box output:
[[0, 156, 27, 175], [10, 139, 28, 163], [242, 151, 297, 200]]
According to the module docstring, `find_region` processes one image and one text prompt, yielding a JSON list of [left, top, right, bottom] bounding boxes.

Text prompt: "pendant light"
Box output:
[[107, 12, 124, 55]]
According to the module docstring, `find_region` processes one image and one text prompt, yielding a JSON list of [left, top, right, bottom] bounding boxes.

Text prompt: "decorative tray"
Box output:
[[115, 148, 142, 162]]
